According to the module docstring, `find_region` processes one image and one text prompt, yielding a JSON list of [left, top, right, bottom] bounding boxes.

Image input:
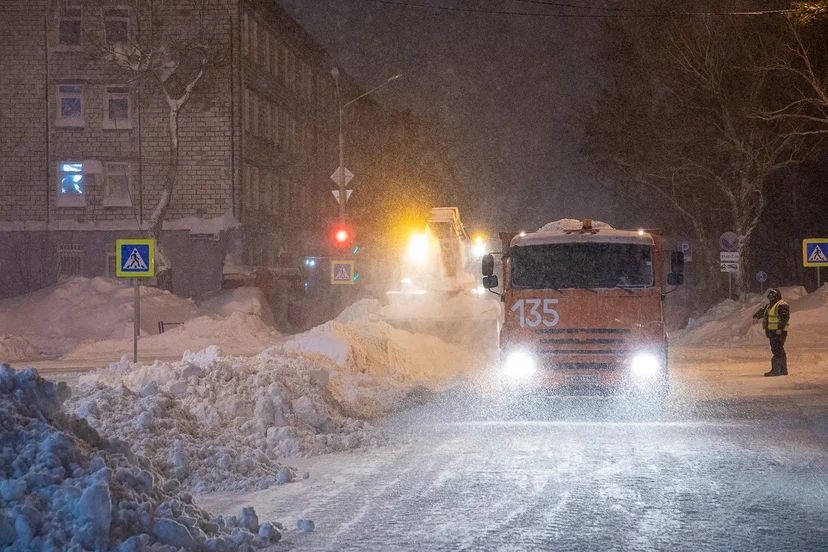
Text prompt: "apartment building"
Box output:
[[0, 0, 344, 309]]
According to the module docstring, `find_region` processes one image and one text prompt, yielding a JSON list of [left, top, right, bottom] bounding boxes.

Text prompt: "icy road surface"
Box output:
[[201, 345, 828, 551]]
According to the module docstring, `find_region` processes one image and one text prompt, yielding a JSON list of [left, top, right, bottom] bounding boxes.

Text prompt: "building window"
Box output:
[[103, 162, 131, 207], [271, 37, 279, 76], [252, 95, 259, 136], [250, 18, 258, 61], [104, 8, 130, 44], [103, 86, 132, 129], [251, 166, 260, 211], [273, 106, 281, 143], [263, 31, 270, 70], [56, 84, 84, 127], [243, 89, 250, 132], [58, 244, 82, 277], [262, 102, 270, 141], [58, 1, 82, 46], [241, 12, 249, 57], [58, 161, 86, 207]]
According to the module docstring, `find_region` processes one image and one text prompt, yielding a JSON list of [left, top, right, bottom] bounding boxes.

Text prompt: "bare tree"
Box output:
[[760, 17, 828, 135], [587, 7, 817, 300], [85, 0, 227, 286]]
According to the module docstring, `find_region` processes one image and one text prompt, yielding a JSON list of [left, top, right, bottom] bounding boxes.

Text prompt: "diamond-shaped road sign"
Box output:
[[330, 166, 354, 186], [331, 190, 353, 205]]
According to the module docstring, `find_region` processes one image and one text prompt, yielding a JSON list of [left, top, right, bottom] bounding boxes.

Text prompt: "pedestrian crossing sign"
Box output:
[[803, 238, 828, 268], [116, 239, 156, 277], [330, 260, 355, 285]]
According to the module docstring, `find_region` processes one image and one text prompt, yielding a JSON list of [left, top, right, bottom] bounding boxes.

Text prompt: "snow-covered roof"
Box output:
[[512, 219, 654, 248]]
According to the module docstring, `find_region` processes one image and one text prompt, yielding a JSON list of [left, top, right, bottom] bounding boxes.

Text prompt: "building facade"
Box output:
[[0, 0, 345, 326]]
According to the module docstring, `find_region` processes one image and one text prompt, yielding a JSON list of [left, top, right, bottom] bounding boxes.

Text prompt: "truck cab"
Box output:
[[482, 218, 684, 409]]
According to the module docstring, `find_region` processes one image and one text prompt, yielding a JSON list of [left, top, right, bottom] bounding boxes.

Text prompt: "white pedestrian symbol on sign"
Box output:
[[334, 264, 350, 280], [124, 248, 148, 270], [808, 245, 828, 263]]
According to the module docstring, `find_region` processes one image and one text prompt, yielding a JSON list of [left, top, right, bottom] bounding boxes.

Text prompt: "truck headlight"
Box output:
[[502, 350, 537, 379], [630, 352, 661, 379]]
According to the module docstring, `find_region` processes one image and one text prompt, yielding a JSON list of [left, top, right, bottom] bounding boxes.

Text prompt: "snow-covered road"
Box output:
[[199, 346, 828, 552]]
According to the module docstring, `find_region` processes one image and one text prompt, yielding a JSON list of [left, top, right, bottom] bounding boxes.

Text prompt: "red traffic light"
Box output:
[[331, 224, 353, 246], [334, 227, 350, 244]]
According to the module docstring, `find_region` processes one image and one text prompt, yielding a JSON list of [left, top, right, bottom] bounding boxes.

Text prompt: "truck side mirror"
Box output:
[[670, 251, 685, 274], [482, 253, 494, 276], [668, 251, 685, 285], [482, 275, 499, 289]]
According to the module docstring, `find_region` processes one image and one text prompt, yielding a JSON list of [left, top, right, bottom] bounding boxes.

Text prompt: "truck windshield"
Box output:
[[509, 242, 654, 289]]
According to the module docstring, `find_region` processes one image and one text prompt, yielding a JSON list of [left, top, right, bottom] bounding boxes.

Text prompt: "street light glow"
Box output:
[[331, 68, 402, 222]]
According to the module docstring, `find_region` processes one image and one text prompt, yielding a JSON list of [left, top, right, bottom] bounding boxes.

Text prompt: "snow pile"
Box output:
[[67, 310, 487, 495], [672, 285, 828, 346], [0, 335, 39, 362], [63, 311, 281, 360], [0, 277, 279, 361], [372, 292, 501, 348], [69, 345, 386, 494], [0, 364, 283, 551], [536, 218, 613, 233], [0, 277, 198, 358], [281, 318, 485, 418], [198, 286, 275, 327]]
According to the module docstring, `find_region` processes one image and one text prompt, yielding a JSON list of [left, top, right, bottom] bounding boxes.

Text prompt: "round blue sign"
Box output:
[[756, 271, 768, 283], [719, 232, 739, 252]]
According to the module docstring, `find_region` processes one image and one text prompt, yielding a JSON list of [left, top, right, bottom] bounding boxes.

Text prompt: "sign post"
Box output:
[[116, 239, 156, 362], [719, 249, 740, 300], [803, 238, 828, 289]]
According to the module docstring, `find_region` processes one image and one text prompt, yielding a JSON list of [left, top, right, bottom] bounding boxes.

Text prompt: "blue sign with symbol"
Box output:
[[116, 239, 156, 277], [719, 232, 739, 252], [803, 238, 828, 267], [756, 271, 768, 283], [677, 239, 692, 262]]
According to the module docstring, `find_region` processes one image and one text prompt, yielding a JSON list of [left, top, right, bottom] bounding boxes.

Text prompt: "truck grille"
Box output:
[[535, 328, 631, 362]]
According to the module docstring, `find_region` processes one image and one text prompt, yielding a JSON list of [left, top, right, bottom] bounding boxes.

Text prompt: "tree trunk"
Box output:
[[148, 105, 180, 290]]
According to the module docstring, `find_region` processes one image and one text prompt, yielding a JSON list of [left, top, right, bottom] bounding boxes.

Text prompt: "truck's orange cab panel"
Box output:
[[484, 219, 680, 402]]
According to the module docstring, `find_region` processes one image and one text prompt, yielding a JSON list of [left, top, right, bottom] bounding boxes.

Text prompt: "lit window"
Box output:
[[56, 84, 84, 126], [103, 162, 131, 207], [57, 162, 86, 207], [104, 8, 129, 44], [58, 2, 82, 46], [104, 86, 131, 128], [60, 162, 84, 195]]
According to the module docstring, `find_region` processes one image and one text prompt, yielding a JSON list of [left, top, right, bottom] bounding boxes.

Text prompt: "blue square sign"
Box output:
[[803, 238, 828, 268], [116, 239, 156, 277]]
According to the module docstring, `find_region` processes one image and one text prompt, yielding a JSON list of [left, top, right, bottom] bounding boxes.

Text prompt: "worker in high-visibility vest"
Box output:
[[752, 288, 790, 377]]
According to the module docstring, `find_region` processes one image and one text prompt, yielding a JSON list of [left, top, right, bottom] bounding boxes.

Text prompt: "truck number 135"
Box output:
[[511, 298, 560, 328]]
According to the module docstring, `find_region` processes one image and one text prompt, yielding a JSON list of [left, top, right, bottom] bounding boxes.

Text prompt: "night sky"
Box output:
[[277, 0, 612, 234]]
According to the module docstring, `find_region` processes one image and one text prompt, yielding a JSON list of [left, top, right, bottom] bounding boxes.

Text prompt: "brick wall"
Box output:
[[0, 1, 49, 222]]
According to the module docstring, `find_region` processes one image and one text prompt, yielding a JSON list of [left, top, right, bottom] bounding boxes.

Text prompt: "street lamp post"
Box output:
[[331, 68, 402, 221]]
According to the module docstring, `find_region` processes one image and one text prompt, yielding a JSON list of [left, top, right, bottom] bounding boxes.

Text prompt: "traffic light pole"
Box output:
[[338, 104, 345, 221], [331, 68, 401, 222]]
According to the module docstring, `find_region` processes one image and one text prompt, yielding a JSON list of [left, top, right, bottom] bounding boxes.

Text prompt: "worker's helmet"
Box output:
[[767, 288, 782, 301]]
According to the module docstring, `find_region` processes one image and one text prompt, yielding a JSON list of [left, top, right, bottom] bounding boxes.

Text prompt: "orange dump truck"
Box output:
[[481, 218, 684, 408]]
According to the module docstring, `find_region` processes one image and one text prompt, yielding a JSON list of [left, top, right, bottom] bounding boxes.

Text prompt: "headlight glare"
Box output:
[[630, 352, 661, 378], [502, 350, 537, 379]]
